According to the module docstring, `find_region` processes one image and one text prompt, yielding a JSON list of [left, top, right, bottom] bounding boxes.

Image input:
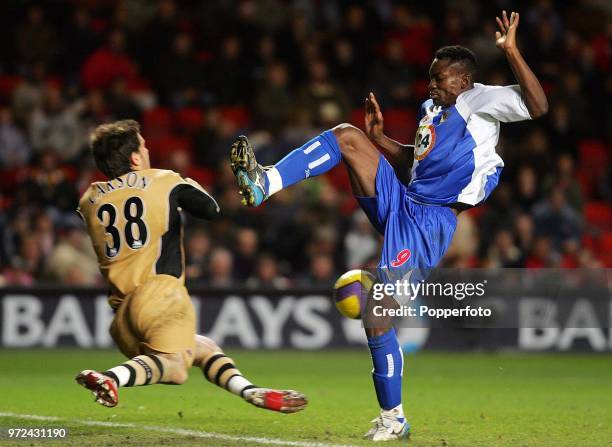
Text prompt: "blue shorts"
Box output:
[[356, 156, 457, 285]]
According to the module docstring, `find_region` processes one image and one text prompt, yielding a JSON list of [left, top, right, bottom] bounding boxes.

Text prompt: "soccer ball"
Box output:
[[332, 269, 376, 319]]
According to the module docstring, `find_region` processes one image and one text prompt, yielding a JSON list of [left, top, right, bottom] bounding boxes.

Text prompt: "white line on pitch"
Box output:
[[0, 412, 355, 447]]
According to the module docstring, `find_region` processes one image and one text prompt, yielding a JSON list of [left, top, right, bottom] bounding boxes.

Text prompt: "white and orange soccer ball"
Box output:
[[332, 269, 376, 319]]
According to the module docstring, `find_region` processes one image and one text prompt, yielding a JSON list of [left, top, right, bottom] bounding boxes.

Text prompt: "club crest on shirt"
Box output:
[[414, 124, 436, 160]]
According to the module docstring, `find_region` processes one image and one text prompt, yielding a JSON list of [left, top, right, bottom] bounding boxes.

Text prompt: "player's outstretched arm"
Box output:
[[496, 10, 548, 118], [365, 92, 414, 174], [175, 179, 220, 219]]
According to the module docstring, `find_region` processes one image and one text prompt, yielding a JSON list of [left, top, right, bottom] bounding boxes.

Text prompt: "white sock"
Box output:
[[386, 403, 405, 421], [266, 167, 283, 196]]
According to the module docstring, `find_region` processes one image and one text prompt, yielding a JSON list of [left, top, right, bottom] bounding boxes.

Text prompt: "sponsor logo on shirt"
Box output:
[[414, 125, 436, 161]]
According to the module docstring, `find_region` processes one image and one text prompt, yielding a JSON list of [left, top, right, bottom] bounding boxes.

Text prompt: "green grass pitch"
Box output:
[[1, 349, 611, 446]]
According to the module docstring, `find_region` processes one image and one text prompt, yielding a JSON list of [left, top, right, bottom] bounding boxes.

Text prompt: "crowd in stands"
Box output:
[[0, 0, 610, 287]]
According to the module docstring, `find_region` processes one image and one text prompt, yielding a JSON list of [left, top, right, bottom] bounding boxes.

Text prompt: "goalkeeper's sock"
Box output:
[[104, 354, 169, 387], [201, 351, 256, 398], [367, 328, 404, 415], [265, 130, 341, 197]]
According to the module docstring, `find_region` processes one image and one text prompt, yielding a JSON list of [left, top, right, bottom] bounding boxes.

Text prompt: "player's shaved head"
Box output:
[[91, 119, 142, 179], [434, 45, 477, 78]]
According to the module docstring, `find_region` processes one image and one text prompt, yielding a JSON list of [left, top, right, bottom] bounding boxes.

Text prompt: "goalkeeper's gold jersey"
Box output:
[[79, 169, 197, 308]]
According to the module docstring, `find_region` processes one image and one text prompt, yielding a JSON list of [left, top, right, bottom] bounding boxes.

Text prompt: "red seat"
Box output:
[[575, 168, 594, 198], [597, 232, 612, 254], [143, 107, 173, 134], [579, 140, 608, 179], [412, 79, 429, 99], [175, 107, 205, 134], [219, 106, 251, 128], [598, 252, 612, 268], [147, 135, 192, 162], [0, 75, 21, 100], [584, 201, 612, 230], [349, 108, 365, 130], [186, 166, 214, 188], [384, 108, 416, 144]]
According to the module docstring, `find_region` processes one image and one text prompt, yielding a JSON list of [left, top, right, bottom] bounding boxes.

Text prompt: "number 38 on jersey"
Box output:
[[97, 196, 149, 258], [414, 124, 436, 161]]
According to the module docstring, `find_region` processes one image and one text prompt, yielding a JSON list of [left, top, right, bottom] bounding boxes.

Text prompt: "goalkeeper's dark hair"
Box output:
[[90, 120, 141, 179], [434, 45, 478, 78]]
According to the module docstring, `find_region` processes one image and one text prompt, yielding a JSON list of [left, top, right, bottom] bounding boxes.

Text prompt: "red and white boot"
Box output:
[[244, 388, 307, 413], [75, 370, 119, 407]]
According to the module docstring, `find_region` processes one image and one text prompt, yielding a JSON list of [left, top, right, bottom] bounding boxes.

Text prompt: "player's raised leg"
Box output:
[[193, 335, 307, 413], [229, 123, 379, 206]]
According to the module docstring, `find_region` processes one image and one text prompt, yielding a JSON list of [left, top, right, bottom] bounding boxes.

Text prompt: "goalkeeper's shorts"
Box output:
[[110, 274, 195, 367]]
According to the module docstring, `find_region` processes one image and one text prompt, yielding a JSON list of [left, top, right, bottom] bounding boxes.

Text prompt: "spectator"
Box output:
[[29, 85, 85, 161], [9, 235, 44, 284], [368, 38, 414, 107], [345, 210, 379, 269], [16, 5, 58, 67], [486, 229, 523, 268], [45, 226, 100, 285], [140, 0, 180, 72], [209, 35, 250, 105], [11, 62, 47, 125], [155, 33, 203, 106], [81, 29, 138, 91], [246, 253, 291, 289], [0, 107, 31, 168], [533, 188, 582, 252], [107, 78, 141, 121], [297, 58, 350, 127], [301, 253, 336, 287], [19, 150, 80, 219], [542, 154, 583, 212], [253, 62, 293, 134], [525, 236, 556, 268], [233, 227, 259, 281], [209, 247, 234, 287], [514, 165, 540, 213], [185, 228, 211, 283], [58, 7, 99, 76]]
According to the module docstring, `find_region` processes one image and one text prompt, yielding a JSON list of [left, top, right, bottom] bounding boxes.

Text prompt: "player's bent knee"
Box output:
[[164, 362, 189, 385], [155, 352, 189, 384], [332, 123, 367, 156], [170, 367, 189, 385]]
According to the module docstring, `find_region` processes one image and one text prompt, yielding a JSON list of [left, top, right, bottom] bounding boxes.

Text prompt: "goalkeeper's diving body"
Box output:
[[75, 119, 306, 413], [230, 11, 546, 440]]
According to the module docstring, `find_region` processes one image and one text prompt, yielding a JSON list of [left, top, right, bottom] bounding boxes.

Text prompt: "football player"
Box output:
[[230, 11, 546, 440], [76, 119, 307, 413]]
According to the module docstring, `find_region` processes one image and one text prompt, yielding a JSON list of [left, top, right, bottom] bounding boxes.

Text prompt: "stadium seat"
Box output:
[[598, 232, 612, 254], [349, 108, 365, 130], [143, 107, 173, 134], [412, 79, 429, 99], [0, 75, 21, 101], [584, 201, 611, 231], [175, 107, 205, 134], [384, 108, 416, 144], [466, 205, 488, 223], [186, 166, 215, 187], [125, 77, 151, 93], [147, 135, 193, 162], [579, 140, 608, 178], [219, 106, 252, 129], [575, 168, 594, 198]]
